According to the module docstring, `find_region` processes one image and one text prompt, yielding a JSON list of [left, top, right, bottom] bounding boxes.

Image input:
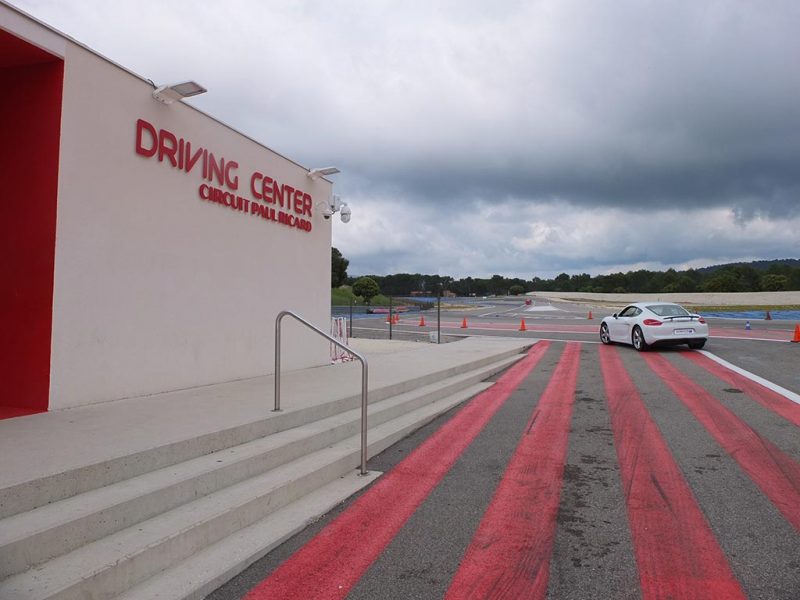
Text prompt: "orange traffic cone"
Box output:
[[791, 325, 800, 343], [461, 318, 468, 329], [519, 318, 527, 331], [765, 310, 772, 320], [394, 314, 400, 324], [588, 311, 593, 320], [419, 315, 426, 326], [386, 314, 392, 324]]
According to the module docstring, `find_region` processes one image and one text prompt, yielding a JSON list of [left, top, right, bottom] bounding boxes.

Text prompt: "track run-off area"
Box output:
[[210, 300, 800, 600]]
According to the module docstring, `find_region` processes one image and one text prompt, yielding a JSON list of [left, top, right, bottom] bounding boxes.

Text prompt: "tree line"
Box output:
[[333, 249, 800, 295]]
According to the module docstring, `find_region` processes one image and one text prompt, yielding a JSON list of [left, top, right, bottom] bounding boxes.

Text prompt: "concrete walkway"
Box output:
[[1, 337, 530, 493]]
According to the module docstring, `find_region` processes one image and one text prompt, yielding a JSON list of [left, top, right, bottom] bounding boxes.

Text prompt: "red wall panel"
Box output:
[[0, 40, 63, 415]]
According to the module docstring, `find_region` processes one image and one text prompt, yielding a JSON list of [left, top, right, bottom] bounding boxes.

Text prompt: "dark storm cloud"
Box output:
[[342, 154, 800, 219], [316, 0, 800, 218]]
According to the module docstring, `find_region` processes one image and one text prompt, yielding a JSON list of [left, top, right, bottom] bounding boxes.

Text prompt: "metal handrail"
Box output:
[[274, 310, 369, 475]]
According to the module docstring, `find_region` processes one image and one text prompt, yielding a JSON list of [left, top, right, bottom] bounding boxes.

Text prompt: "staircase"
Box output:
[[0, 342, 526, 600]]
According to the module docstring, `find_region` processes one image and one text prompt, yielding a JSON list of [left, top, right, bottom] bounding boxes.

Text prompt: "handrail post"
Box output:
[[273, 314, 282, 412], [360, 353, 368, 475], [274, 310, 369, 475]]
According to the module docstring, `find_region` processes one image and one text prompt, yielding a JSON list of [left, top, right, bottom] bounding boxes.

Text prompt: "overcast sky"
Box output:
[[12, 0, 800, 278]]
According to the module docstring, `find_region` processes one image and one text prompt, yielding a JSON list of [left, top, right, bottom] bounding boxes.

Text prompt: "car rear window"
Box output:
[[647, 304, 690, 317]]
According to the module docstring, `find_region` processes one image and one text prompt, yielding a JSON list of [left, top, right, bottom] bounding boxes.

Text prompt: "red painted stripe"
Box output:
[[600, 346, 745, 599], [444, 343, 581, 600], [644, 353, 800, 532], [680, 351, 800, 427], [244, 343, 551, 600]]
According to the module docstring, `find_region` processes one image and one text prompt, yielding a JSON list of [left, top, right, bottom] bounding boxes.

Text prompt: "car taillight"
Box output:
[[643, 319, 662, 326], [698, 317, 706, 324]]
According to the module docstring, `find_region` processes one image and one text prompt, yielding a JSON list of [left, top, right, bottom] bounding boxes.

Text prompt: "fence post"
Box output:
[[437, 288, 441, 344]]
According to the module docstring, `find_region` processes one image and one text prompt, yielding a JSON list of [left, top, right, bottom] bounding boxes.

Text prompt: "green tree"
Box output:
[[489, 274, 507, 295], [472, 279, 489, 296], [331, 247, 349, 288], [732, 266, 760, 291], [352, 276, 380, 304], [760, 274, 789, 291], [509, 285, 525, 296], [702, 272, 739, 292], [554, 273, 571, 291]]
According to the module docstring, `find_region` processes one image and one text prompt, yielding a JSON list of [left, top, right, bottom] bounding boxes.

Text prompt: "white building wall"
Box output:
[[49, 40, 332, 409]]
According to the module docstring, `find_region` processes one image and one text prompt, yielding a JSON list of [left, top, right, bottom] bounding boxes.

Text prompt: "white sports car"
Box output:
[[599, 302, 708, 351]]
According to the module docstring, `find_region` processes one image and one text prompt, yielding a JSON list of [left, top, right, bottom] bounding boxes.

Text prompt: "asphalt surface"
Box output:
[[209, 297, 800, 600]]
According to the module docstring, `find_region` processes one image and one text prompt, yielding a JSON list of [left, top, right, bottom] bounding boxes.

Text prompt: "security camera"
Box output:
[[317, 200, 334, 219], [317, 197, 350, 222]]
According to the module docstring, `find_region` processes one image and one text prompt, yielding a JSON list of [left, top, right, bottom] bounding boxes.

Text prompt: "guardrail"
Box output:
[[274, 310, 369, 475]]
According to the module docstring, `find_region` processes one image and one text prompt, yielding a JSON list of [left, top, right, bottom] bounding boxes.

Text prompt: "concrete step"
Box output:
[[0, 355, 518, 579], [115, 470, 382, 600], [0, 382, 492, 600], [0, 345, 524, 520], [118, 383, 493, 600]]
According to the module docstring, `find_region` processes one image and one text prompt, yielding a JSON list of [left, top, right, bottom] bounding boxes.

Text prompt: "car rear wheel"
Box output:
[[632, 326, 649, 351], [600, 323, 611, 345], [688, 340, 706, 349]]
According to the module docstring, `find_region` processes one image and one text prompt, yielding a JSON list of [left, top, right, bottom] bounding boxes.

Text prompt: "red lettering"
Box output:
[[250, 172, 263, 199], [280, 185, 294, 209], [293, 189, 304, 214], [268, 178, 279, 205], [177, 138, 185, 169], [135, 119, 157, 157], [185, 143, 204, 173], [225, 161, 239, 190], [207, 153, 224, 186], [158, 129, 178, 167], [198, 184, 210, 199], [302, 193, 312, 216], [263, 176, 276, 204]]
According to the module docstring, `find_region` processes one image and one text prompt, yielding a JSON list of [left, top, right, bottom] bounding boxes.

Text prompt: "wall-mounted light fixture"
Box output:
[[152, 81, 207, 104], [307, 166, 340, 180]]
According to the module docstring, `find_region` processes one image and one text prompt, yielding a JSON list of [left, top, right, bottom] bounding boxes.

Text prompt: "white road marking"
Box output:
[[524, 305, 563, 312], [699, 350, 800, 405], [477, 305, 524, 317]]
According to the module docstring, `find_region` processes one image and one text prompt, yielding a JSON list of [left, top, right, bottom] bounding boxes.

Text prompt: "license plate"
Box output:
[[673, 328, 694, 335]]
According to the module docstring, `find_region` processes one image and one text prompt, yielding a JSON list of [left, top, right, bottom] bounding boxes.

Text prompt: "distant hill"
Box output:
[[696, 258, 800, 273]]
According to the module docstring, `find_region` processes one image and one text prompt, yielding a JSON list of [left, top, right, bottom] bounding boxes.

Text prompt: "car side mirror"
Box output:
[[612, 313, 618, 319]]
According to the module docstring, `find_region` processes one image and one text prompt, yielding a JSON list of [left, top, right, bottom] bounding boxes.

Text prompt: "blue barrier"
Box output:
[[701, 310, 800, 321]]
